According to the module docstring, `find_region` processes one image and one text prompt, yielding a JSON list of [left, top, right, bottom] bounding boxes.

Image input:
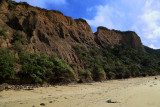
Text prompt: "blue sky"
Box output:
[[15, 0, 160, 49]]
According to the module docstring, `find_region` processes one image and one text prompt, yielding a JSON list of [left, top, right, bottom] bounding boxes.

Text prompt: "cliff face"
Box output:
[[0, 0, 145, 71], [0, 0, 99, 71], [95, 27, 145, 51]]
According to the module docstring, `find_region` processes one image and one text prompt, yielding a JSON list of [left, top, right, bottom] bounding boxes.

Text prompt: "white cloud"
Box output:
[[86, 4, 125, 30], [134, 0, 160, 49], [138, 0, 160, 39], [86, 0, 160, 49]]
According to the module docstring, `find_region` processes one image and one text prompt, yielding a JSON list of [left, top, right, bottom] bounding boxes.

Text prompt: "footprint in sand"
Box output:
[[40, 103, 45, 106], [106, 99, 120, 103], [64, 97, 68, 99], [49, 101, 53, 103]]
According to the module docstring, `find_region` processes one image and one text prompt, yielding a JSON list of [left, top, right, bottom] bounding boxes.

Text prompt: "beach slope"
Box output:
[[0, 76, 160, 107]]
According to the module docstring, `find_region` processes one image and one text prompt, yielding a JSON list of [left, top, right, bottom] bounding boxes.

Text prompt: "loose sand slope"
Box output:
[[0, 76, 160, 107]]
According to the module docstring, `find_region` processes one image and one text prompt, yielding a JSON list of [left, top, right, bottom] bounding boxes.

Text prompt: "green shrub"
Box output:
[[13, 40, 23, 51], [35, 77, 42, 83], [18, 52, 75, 84], [123, 70, 131, 78], [18, 53, 54, 83], [85, 70, 91, 75], [12, 33, 27, 51], [97, 26, 109, 30], [20, 1, 29, 7], [51, 56, 76, 78], [128, 64, 141, 77], [13, 33, 26, 43], [7, 0, 18, 9], [51, 10, 63, 15], [0, 29, 8, 40], [74, 46, 89, 59], [78, 69, 91, 83], [0, 0, 17, 4], [79, 69, 91, 76], [108, 72, 116, 79], [7, 0, 17, 4], [114, 66, 125, 79], [35, 6, 41, 10], [0, 49, 15, 81], [95, 65, 106, 75]]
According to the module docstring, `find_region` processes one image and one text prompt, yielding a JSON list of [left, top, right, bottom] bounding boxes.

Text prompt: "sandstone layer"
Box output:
[[0, 0, 145, 73]]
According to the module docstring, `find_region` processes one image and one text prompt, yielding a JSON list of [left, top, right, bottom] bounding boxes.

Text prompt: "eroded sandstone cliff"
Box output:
[[0, 0, 145, 75], [95, 27, 145, 51]]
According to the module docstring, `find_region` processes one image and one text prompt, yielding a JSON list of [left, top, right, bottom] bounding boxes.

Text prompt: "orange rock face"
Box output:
[[0, 0, 145, 72], [95, 27, 145, 51]]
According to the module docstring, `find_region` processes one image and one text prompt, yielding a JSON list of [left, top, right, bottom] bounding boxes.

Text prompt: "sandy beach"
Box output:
[[0, 76, 160, 107]]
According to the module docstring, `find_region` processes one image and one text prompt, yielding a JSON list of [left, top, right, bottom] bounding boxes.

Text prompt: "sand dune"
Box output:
[[0, 76, 160, 107]]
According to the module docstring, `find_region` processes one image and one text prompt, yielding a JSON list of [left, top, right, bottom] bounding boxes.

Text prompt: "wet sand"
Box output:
[[0, 76, 160, 107]]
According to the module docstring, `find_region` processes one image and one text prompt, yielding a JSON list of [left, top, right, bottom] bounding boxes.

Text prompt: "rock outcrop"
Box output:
[[95, 27, 145, 51], [0, 0, 145, 73]]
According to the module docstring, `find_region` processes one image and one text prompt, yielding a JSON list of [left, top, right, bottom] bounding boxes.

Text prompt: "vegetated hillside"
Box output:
[[144, 46, 160, 58], [0, 0, 160, 84]]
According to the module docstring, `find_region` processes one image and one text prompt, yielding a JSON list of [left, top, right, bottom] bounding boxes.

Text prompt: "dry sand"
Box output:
[[0, 76, 160, 107]]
